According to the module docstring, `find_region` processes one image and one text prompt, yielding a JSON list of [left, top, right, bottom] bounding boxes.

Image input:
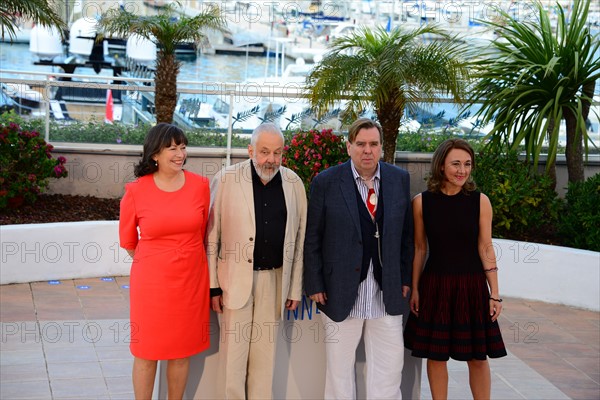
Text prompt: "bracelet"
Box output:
[[484, 267, 498, 272], [489, 296, 503, 302]]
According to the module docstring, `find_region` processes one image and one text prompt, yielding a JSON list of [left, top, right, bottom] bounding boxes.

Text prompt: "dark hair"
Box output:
[[427, 138, 476, 193], [134, 123, 188, 177], [347, 118, 383, 143]]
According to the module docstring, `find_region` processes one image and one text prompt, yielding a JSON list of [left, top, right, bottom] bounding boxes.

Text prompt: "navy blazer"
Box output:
[[303, 160, 414, 322]]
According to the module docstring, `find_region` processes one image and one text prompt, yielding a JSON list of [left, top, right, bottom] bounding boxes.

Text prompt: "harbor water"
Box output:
[[0, 42, 278, 85]]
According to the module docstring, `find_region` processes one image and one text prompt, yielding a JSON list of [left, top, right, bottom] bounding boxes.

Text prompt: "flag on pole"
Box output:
[[105, 89, 114, 123]]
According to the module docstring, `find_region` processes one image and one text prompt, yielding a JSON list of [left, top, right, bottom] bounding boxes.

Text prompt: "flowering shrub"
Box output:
[[283, 128, 347, 193], [0, 122, 68, 209]]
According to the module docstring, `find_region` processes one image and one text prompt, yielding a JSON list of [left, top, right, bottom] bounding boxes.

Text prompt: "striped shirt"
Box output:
[[348, 161, 386, 320]]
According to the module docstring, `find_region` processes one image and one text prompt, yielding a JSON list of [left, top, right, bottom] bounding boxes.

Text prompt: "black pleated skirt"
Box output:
[[404, 271, 507, 361]]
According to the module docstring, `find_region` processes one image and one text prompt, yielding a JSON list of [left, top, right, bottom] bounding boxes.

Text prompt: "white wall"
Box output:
[[47, 144, 600, 199], [2, 222, 598, 308], [495, 239, 600, 311], [2, 222, 598, 398], [1, 221, 130, 284]]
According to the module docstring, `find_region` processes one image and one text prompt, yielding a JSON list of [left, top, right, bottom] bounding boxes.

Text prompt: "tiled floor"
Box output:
[[1, 277, 599, 399], [1, 277, 132, 400]]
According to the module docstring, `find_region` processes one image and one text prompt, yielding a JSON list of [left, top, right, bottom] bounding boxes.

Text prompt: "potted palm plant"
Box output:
[[304, 25, 470, 163], [466, 0, 600, 184], [98, 2, 228, 123]]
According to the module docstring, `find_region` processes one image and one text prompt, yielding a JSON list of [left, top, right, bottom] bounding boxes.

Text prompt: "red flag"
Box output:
[[105, 89, 114, 123]]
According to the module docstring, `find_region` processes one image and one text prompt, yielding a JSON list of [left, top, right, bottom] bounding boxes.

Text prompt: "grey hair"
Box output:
[[250, 123, 285, 147]]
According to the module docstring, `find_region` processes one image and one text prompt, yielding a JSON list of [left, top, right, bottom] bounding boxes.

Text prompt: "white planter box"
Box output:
[[494, 239, 599, 311], [1, 221, 130, 284], [1, 223, 598, 311]]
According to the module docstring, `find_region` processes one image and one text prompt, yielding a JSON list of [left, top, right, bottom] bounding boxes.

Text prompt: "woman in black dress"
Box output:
[[404, 139, 506, 399]]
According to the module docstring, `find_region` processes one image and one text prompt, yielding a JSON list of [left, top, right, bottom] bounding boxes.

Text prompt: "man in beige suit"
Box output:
[[206, 123, 307, 399]]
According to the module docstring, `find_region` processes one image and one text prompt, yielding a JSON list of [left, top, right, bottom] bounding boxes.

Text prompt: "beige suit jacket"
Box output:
[[206, 159, 307, 318]]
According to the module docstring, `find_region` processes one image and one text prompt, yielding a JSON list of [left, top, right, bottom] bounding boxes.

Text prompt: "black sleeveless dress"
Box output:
[[404, 190, 507, 361]]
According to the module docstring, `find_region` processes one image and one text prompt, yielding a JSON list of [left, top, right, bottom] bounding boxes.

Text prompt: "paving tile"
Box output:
[[50, 377, 109, 398], [0, 285, 37, 321], [0, 307, 38, 322], [0, 361, 48, 382], [83, 306, 129, 320], [524, 358, 599, 399], [1, 321, 44, 350], [95, 345, 132, 362], [569, 329, 600, 351], [91, 320, 134, 347], [0, 321, 42, 346], [44, 345, 99, 363], [545, 342, 600, 358], [546, 314, 600, 331], [0, 379, 52, 399], [2, 279, 596, 400], [505, 317, 580, 344], [505, 342, 558, 360], [498, 300, 544, 318], [0, 349, 46, 366], [31, 285, 78, 295], [37, 320, 99, 347], [47, 361, 103, 380], [100, 359, 133, 378], [35, 309, 86, 321], [105, 376, 134, 395], [0, 288, 34, 301], [561, 386, 600, 400]]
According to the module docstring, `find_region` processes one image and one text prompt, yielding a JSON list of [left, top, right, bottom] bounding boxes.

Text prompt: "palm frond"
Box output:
[[467, 0, 599, 180], [1, 0, 66, 41]]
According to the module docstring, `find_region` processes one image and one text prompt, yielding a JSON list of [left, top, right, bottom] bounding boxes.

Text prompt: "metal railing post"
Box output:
[[44, 100, 50, 142], [226, 92, 234, 166]]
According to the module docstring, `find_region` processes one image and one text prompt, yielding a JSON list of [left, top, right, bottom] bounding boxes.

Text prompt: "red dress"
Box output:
[[119, 170, 210, 359]]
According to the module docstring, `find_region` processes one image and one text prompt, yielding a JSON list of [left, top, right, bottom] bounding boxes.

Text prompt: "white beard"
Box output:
[[253, 158, 280, 183]]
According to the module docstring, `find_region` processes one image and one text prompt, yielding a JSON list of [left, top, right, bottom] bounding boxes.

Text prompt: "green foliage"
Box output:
[[98, 2, 228, 123], [98, 1, 226, 56], [283, 128, 347, 193], [0, 111, 45, 133], [0, 0, 66, 42], [305, 24, 470, 163], [467, 0, 600, 181], [396, 131, 486, 153], [0, 113, 251, 147], [473, 150, 560, 241], [558, 174, 600, 252], [0, 122, 68, 209]]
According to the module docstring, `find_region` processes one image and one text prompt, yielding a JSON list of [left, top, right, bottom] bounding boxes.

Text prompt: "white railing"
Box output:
[[2, 68, 599, 162], [1, 68, 321, 164]]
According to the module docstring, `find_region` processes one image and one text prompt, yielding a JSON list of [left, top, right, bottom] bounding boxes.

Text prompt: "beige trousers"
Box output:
[[217, 268, 282, 400]]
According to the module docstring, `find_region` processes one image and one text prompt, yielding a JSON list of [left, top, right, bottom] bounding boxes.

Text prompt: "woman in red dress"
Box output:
[[119, 123, 210, 399]]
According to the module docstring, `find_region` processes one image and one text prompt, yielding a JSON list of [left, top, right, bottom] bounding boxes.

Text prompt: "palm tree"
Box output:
[[467, 0, 600, 183], [98, 2, 227, 123], [305, 25, 470, 163], [1, 0, 66, 41]]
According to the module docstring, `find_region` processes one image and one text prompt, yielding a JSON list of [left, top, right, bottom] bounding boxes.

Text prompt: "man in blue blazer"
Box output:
[[304, 118, 414, 399]]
